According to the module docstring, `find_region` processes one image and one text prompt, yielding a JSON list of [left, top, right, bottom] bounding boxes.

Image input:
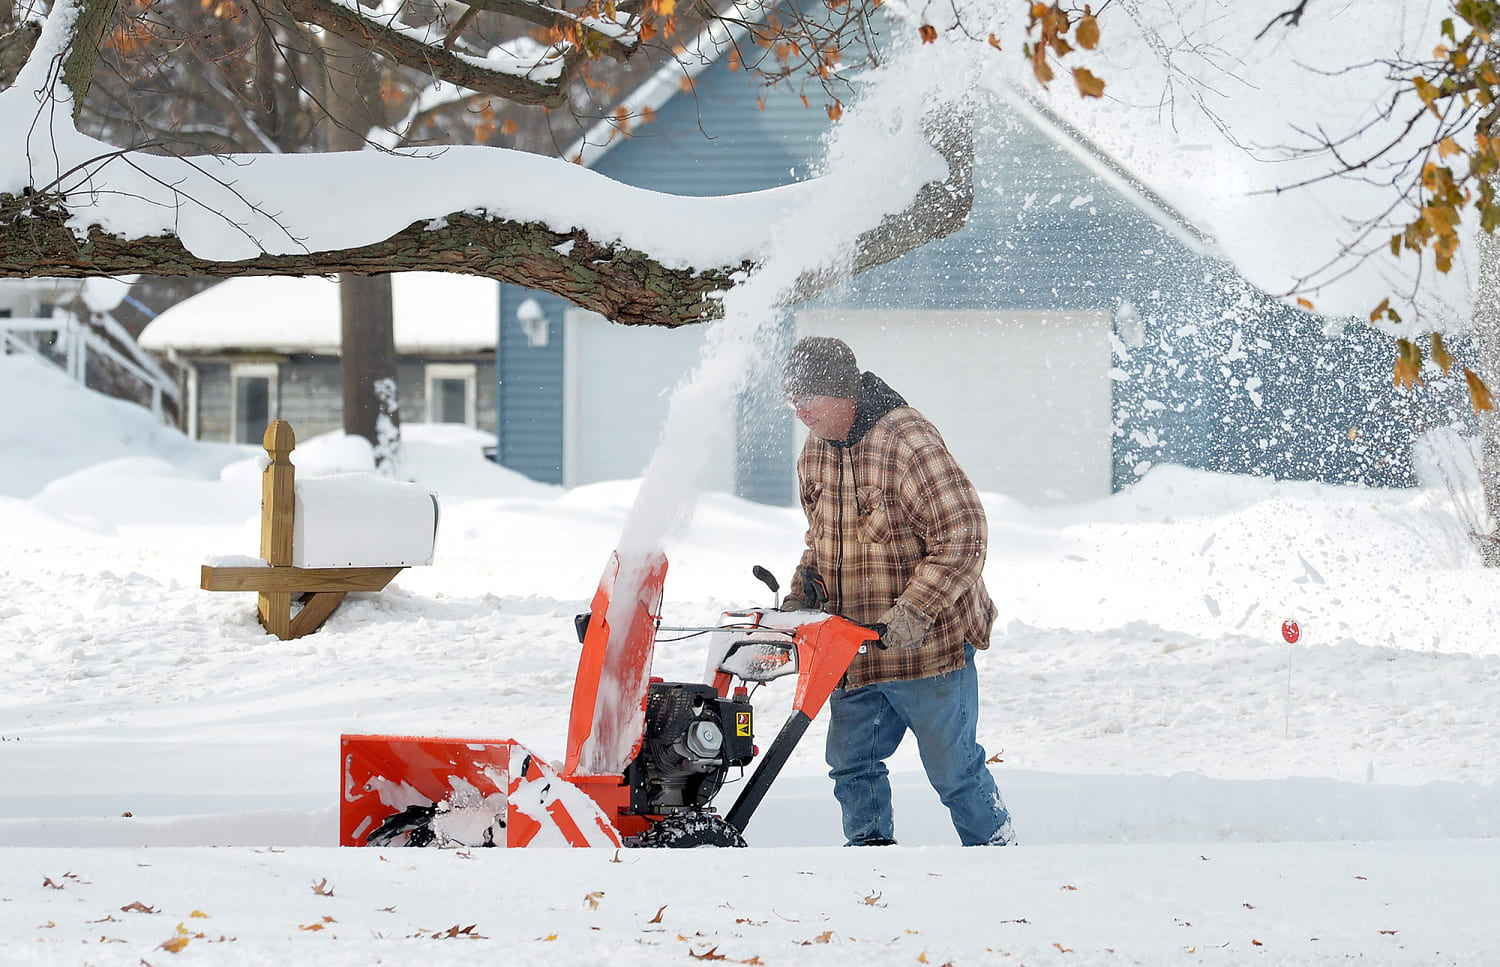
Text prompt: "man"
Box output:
[[780, 336, 1014, 847]]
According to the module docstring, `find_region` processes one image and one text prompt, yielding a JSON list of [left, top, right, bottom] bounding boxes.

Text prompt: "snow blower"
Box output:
[[339, 553, 881, 848]]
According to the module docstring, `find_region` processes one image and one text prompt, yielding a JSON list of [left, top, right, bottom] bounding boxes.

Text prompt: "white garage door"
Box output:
[[564, 308, 735, 492], [794, 309, 1113, 505]]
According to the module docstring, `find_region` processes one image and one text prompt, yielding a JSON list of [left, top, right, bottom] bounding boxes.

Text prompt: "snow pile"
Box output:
[[5, 316, 1500, 961]]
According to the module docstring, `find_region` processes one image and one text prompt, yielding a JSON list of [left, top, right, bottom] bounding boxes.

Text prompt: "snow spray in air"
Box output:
[[585, 36, 987, 775]]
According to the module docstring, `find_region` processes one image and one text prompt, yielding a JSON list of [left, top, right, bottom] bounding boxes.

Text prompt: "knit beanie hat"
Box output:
[[783, 337, 862, 400]]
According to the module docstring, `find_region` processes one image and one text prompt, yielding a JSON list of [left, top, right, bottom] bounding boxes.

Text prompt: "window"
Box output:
[[231, 363, 278, 444], [425, 363, 476, 426]]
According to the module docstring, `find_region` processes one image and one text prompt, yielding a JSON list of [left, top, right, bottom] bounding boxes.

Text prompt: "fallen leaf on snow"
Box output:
[[584, 891, 604, 910], [311, 878, 335, 897], [689, 946, 728, 960], [121, 901, 158, 914], [160, 934, 191, 954], [650, 904, 667, 924]]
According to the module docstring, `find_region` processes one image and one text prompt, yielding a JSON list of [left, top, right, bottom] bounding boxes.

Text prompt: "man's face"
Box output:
[[789, 394, 857, 442]]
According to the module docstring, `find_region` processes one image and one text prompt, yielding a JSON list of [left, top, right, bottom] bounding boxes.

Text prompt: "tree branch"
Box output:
[[790, 107, 974, 302], [275, 0, 575, 107], [458, 0, 643, 61], [0, 21, 41, 90], [0, 193, 745, 326], [1257, 1, 1310, 41], [60, 0, 118, 120], [0, 114, 975, 327]]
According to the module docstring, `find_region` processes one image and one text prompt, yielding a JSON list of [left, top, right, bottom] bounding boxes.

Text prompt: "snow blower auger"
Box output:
[[339, 552, 882, 848]]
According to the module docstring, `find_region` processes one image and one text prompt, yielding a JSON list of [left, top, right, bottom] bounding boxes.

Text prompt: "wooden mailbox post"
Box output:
[[200, 421, 409, 640]]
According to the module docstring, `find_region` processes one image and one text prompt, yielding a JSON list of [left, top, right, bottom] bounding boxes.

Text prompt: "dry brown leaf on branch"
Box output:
[[1072, 68, 1105, 98], [1393, 339, 1425, 390], [1031, 44, 1054, 84], [1076, 9, 1100, 48], [1466, 369, 1494, 411], [1430, 332, 1455, 373]]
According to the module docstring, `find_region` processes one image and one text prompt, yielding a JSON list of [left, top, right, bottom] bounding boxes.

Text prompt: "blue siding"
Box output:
[[815, 102, 1419, 490], [496, 287, 566, 484], [501, 25, 1420, 500], [592, 60, 832, 194], [821, 109, 1175, 313], [499, 38, 830, 495]]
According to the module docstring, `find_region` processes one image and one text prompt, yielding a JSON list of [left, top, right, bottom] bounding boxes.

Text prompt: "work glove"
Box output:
[[877, 598, 934, 650], [780, 565, 829, 611]]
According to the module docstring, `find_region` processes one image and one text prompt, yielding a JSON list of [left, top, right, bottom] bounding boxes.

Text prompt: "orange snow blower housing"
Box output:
[[340, 552, 881, 848]]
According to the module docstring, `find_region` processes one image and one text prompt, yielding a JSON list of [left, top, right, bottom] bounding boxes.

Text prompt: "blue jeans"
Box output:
[[825, 644, 1014, 846]]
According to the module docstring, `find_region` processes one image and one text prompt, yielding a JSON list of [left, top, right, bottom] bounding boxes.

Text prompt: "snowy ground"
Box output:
[[3, 352, 1499, 965]]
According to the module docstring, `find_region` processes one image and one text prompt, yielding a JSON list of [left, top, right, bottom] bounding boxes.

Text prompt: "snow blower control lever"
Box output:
[[340, 555, 881, 849]]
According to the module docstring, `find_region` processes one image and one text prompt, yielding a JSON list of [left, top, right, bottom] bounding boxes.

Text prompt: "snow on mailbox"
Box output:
[[292, 474, 438, 568], [200, 421, 439, 639]]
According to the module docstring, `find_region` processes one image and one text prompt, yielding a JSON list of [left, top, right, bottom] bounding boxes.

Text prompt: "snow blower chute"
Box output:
[[340, 553, 881, 847]]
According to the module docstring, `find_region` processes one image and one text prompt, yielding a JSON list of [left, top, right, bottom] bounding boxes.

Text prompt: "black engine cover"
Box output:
[[626, 681, 754, 815]]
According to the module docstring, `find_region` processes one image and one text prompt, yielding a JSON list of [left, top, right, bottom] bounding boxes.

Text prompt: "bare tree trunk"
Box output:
[[322, 28, 401, 468], [1476, 196, 1500, 565], [339, 271, 397, 454]]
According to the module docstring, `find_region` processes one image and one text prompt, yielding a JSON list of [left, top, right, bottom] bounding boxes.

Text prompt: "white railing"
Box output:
[[0, 312, 178, 422]]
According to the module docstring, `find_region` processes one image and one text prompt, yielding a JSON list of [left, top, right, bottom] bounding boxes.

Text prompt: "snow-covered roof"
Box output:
[[138, 273, 497, 355], [565, 8, 755, 167], [566, 8, 1217, 255]]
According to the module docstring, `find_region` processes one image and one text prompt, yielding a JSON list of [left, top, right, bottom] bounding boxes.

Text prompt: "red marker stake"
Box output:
[[1282, 619, 1300, 735]]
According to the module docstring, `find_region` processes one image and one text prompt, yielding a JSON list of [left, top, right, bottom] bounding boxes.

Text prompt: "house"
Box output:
[[494, 30, 1420, 506], [139, 273, 497, 444], [486, 38, 1417, 506], [2, 278, 178, 420]]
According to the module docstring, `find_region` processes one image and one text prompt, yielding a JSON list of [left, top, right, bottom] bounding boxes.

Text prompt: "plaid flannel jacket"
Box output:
[[793, 400, 996, 688]]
